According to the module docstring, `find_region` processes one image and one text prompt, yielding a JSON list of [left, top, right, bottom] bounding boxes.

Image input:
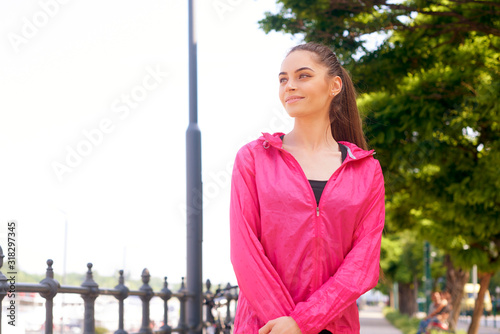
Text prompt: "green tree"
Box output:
[[358, 32, 500, 332], [379, 231, 446, 316], [380, 231, 422, 316], [260, 1, 500, 333]]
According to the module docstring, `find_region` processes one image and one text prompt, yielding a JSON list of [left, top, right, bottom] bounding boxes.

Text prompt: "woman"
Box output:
[[421, 291, 451, 334], [417, 291, 445, 334], [230, 42, 385, 334]]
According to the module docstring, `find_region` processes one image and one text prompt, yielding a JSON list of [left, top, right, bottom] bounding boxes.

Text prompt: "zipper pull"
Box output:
[[316, 207, 320, 216]]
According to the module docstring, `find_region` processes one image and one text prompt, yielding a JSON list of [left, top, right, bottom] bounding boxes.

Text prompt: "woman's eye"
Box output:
[[279, 77, 287, 84], [299, 73, 310, 79]]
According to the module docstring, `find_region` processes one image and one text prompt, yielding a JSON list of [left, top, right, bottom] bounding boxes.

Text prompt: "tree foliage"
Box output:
[[260, 1, 500, 331], [261, 0, 499, 272], [260, 0, 500, 64], [359, 32, 500, 273]]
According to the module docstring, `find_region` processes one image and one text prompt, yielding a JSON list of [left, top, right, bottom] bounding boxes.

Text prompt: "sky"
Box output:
[[0, 0, 303, 285]]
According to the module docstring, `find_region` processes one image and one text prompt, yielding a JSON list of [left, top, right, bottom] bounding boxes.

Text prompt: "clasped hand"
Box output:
[[258, 316, 302, 334]]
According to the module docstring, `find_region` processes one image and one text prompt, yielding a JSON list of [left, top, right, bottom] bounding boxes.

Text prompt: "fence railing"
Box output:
[[0, 249, 238, 334]]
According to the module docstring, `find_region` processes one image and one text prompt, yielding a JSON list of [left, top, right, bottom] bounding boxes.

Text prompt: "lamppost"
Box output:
[[186, 0, 202, 333]]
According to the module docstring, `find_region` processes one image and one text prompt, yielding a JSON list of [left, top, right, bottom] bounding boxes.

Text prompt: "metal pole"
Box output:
[[186, 0, 202, 332], [472, 265, 478, 300], [393, 282, 399, 311], [424, 241, 432, 311], [495, 287, 500, 329]]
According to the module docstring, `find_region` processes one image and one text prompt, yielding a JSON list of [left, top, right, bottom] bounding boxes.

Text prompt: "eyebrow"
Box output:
[[279, 67, 315, 76]]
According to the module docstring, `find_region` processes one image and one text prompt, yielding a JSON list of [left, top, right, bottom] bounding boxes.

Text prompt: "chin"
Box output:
[[285, 107, 308, 118]]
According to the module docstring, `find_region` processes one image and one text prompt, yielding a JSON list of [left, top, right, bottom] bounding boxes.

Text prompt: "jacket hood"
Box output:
[[258, 132, 375, 161]]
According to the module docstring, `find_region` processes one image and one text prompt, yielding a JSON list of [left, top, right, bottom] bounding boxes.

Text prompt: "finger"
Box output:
[[258, 323, 270, 334], [258, 324, 269, 334], [258, 320, 274, 334]]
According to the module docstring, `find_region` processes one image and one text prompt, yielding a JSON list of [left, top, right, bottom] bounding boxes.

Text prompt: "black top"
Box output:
[[309, 144, 347, 205], [309, 180, 329, 205], [280, 135, 347, 205]]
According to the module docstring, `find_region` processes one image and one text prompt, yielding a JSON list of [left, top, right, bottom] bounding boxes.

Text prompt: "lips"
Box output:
[[285, 96, 304, 104]]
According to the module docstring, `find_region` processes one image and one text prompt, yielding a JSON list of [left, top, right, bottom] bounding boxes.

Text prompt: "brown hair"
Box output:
[[287, 42, 368, 150]]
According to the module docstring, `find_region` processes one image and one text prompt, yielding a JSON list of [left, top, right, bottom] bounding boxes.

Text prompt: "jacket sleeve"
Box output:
[[289, 160, 386, 334], [230, 144, 296, 323]]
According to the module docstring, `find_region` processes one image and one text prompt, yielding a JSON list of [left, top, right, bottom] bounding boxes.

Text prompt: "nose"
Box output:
[[285, 78, 296, 91]]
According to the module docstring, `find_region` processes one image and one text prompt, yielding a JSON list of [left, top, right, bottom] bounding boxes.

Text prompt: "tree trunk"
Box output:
[[398, 282, 417, 316], [468, 272, 493, 334], [445, 254, 469, 330]]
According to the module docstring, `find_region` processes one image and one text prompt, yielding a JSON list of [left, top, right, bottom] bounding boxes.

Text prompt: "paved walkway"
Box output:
[[359, 305, 402, 334], [359, 305, 500, 334], [455, 316, 500, 333]]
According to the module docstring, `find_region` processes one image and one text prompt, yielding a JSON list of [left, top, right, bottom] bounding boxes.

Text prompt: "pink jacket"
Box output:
[[230, 132, 385, 334]]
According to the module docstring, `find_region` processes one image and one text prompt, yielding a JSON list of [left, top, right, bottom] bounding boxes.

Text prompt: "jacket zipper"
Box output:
[[278, 147, 332, 289], [275, 141, 373, 289]]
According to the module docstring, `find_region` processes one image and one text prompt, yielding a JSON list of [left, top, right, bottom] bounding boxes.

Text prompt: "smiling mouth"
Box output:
[[286, 97, 304, 104]]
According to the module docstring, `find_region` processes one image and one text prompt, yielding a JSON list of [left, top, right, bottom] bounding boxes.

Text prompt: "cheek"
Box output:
[[279, 87, 286, 102], [311, 85, 330, 103]]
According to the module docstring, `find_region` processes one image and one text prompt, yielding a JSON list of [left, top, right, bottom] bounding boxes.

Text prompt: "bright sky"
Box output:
[[0, 0, 301, 285]]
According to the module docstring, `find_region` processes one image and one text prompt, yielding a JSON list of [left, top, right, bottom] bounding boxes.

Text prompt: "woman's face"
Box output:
[[279, 50, 341, 120]]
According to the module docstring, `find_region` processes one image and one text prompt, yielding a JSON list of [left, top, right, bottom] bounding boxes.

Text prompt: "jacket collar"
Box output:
[[258, 132, 375, 160], [338, 141, 376, 160], [258, 132, 285, 149]]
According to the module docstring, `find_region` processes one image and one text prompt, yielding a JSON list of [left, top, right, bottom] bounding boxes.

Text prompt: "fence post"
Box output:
[[204, 279, 215, 325], [138, 268, 154, 334], [81, 263, 99, 334], [114, 270, 129, 334], [234, 286, 239, 312], [224, 283, 233, 332], [178, 277, 188, 333], [39, 259, 60, 334], [159, 276, 172, 334]]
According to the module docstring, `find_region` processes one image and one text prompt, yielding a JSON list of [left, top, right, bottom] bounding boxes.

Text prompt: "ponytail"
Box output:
[[330, 67, 367, 150]]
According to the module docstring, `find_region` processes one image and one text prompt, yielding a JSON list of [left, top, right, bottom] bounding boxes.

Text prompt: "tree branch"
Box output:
[[447, 0, 500, 8]]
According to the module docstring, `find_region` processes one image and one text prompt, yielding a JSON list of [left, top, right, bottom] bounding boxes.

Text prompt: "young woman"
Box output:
[[230, 42, 385, 334]]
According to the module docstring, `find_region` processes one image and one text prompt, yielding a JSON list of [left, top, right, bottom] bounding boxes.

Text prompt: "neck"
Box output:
[[286, 116, 337, 151]]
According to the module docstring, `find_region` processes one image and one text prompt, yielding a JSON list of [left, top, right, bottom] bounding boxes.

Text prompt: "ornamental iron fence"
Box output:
[[0, 246, 238, 334]]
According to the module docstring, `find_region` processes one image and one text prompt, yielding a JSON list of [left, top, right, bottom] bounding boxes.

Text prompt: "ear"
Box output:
[[330, 76, 342, 96]]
